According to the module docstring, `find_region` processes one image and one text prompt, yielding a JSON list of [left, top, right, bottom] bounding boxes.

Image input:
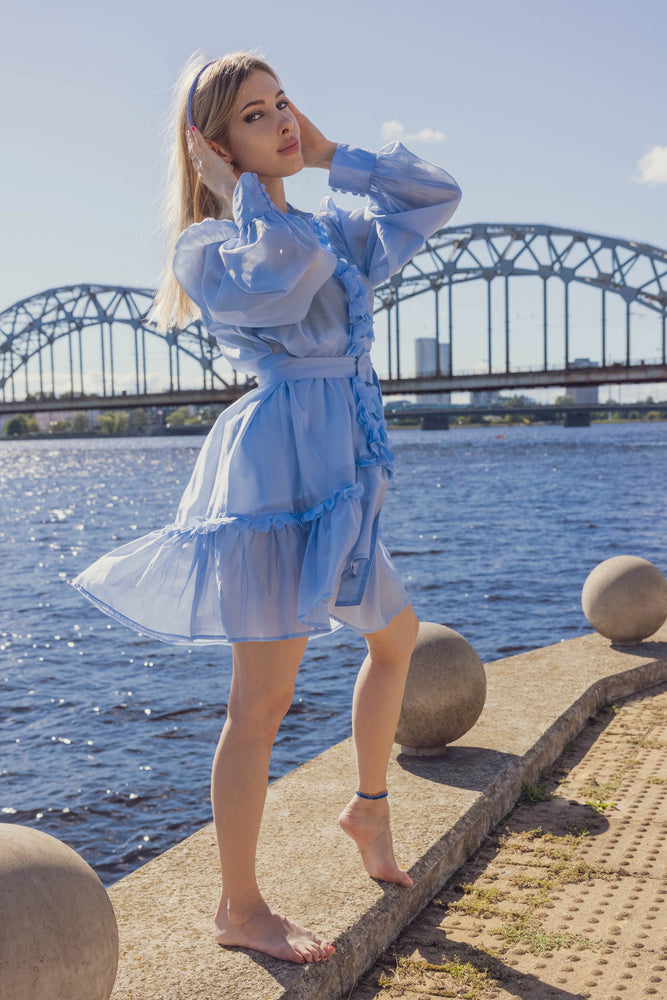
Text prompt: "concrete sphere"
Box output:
[[396, 622, 487, 754], [582, 555, 667, 644], [0, 824, 118, 1000]]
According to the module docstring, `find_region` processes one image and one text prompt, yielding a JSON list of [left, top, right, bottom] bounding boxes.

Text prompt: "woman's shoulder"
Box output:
[[175, 217, 238, 253], [176, 173, 317, 256]]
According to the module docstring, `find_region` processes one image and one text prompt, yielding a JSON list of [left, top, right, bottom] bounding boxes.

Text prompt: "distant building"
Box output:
[[469, 390, 502, 406], [570, 358, 599, 405], [34, 409, 98, 432], [414, 338, 450, 405]]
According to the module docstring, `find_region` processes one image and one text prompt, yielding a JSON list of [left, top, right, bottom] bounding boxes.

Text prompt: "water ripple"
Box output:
[[1, 423, 666, 885]]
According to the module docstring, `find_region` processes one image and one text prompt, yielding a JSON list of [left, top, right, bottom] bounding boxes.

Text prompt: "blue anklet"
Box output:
[[355, 790, 388, 800]]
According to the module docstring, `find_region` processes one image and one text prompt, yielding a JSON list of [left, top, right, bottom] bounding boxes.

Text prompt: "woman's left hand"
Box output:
[[289, 105, 337, 170]]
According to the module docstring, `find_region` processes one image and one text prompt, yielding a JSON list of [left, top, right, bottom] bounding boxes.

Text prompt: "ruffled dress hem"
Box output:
[[70, 578, 410, 645], [69, 580, 344, 645], [71, 475, 408, 645]]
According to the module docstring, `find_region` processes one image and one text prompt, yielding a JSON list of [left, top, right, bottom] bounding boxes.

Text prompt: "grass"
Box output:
[[586, 797, 614, 813], [452, 884, 506, 918], [629, 736, 664, 749], [520, 780, 551, 803], [502, 827, 588, 860], [494, 828, 625, 909], [477, 828, 604, 954], [378, 956, 493, 1000], [439, 830, 589, 950], [577, 745, 642, 803], [496, 914, 597, 954]]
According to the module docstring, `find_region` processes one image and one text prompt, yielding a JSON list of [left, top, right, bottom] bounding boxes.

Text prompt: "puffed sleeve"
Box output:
[[321, 141, 462, 287], [173, 173, 337, 327]]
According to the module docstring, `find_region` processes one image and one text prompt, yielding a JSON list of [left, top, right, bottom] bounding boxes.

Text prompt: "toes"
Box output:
[[388, 868, 413, 886], [300, 943, 320, 963], [307, 939, 333, 962], [370, 863, 413, 886], [277, 929, 307, 964]]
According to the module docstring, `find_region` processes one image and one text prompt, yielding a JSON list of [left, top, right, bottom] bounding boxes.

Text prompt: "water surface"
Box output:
[[1, 422, 665, 884]]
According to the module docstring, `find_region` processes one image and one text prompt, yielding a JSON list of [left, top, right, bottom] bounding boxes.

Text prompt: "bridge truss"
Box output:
[[1, 224, 666, 408], [374, 222, 667, 382], [0, 285, 245, 405]]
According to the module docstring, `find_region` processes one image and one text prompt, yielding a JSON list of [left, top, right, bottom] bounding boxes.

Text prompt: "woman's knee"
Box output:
[[365, 605, 420, 664], [226, 637, 305, 737], [227, 685, 294, 741], [403, 606, 420, 645]]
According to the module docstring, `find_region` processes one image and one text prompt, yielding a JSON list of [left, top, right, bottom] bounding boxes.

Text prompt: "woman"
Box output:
[[73, 52, 461, 964]]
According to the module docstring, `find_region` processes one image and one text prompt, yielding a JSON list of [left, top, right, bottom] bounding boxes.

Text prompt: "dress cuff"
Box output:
[[329, 144, 377, 196]]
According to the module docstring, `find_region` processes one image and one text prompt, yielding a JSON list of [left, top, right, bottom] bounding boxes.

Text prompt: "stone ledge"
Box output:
[[107, 625, 667, 1000]]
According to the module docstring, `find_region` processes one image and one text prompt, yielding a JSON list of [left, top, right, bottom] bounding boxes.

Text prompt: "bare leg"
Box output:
[[212, 637, 335, 963], [339, 605, 419, 886]]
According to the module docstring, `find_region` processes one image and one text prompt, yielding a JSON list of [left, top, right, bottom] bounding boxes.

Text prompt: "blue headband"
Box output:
[[187, 61, 215, 129]]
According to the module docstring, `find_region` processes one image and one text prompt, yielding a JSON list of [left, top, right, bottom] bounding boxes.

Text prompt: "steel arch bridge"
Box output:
[[374, 222, 667, 392], [1, 223, 666, 411], [0, 284, 247, 408]]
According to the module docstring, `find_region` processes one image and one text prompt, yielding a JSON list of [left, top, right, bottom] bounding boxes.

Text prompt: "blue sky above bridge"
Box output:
[[2, 0, 666, 400]]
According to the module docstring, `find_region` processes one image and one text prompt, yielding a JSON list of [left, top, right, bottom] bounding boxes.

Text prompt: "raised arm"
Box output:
[[322, 141, 462, 287]]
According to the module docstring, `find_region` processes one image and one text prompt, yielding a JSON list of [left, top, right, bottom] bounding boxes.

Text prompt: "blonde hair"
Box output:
[[149, 51, 280, 331]]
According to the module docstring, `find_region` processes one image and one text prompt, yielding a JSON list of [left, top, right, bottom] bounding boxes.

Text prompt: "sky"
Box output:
[[1, 0, 666, 397]]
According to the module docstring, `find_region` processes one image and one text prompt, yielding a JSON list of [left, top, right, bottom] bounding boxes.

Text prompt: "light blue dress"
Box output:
[[73, 142, 461, 644]]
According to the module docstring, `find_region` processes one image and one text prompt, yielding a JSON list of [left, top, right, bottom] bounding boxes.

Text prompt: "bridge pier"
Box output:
[[150, 408, 168, 434], [563, 409, 591, 427], [420, 412, 450, 430]]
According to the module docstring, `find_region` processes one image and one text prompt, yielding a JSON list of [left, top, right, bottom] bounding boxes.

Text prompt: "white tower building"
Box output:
[[570, 359, 599, 405], [414, 338, 451, 405]]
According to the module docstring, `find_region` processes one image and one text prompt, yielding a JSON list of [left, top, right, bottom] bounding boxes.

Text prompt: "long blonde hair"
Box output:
[[149, 51, 280, 332]]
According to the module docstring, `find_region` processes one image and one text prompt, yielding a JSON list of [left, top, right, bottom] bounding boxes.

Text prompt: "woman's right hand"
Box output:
[[186, 127, 238, 203]]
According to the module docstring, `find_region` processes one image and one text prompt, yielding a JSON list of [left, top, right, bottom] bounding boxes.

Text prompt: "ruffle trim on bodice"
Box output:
[[160, 483, 364, 539], [307, 215, 395, 472]]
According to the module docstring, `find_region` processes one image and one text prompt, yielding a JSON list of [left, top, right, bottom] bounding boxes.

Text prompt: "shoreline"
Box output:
[[3, 414, 667, 443]]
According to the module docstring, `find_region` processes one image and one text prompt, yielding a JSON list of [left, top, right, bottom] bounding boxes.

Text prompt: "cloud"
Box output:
[[407, 127, 447, 143], [633, 145, 667, 185], [381, 120, 446, 144], [381, 120, 405, 142]]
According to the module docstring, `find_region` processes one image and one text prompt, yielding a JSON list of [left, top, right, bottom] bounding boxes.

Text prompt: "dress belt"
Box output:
[[255, 352, 374, 386]]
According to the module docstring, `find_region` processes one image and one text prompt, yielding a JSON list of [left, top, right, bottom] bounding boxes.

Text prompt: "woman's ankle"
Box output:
[[217, 892, 268, 926]]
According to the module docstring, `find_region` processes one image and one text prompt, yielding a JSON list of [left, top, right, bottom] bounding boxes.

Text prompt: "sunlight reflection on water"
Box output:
[[1, 421, 666, 884]]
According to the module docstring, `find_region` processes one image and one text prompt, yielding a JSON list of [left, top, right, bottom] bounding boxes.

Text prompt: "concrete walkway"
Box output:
[[106, 625, 667, 1000], [349, 679, 667, 1000]]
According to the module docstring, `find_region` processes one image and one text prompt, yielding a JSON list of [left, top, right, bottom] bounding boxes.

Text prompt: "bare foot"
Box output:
[[339, 796, 414, 887], [214, 899, 335, 964]]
